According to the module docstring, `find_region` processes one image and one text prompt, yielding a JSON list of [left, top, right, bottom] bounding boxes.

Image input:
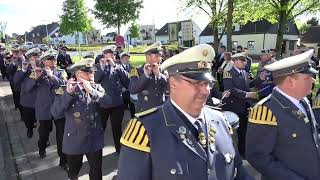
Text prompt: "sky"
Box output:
[[0, 0, 318, 36]]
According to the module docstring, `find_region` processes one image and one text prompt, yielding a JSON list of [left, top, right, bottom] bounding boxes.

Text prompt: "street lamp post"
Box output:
[[42, 20, 49, 45], [45, 23, 49, 45]]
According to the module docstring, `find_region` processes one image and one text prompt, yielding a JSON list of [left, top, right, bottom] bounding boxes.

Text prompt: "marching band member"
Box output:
[[51, 58, 112, 180]]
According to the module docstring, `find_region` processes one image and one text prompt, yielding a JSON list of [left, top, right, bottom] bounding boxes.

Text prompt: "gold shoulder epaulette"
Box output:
[[248, 105, 277, 126], [120, 118, 150, 153], [134, 108, 157, 118], [55, 87, 64, 95], [29, 70, 36, 79], [312, 98, 320, 109], [129, 67, 139, 78], [223, 72, 232, 79]]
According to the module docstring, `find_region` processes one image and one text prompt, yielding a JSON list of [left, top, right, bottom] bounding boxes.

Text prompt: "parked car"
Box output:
[[38, 44, 49, 51], [25, 41, 34, 49]]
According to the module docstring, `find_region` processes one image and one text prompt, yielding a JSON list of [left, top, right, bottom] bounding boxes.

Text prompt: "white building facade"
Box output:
[[199, 20, 299, 56]]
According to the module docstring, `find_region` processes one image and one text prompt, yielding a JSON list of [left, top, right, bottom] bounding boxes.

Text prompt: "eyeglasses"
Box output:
[[80, 71, 94, 75], [238, 58, 247, 62], [177, 76, 214, 89]]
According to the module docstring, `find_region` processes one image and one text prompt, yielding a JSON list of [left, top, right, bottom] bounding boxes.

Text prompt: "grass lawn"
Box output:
[[129, 55, 146, 67]]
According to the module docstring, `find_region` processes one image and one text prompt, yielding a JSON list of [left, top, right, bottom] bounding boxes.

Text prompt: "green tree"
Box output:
[[241, 0, 320, 58], [181, 0, 228, 51], [92, 0, 143, 34], [297, 21, 311, 34], [42, 37, 53, 44], [129, 22, 140, 39], [60, 0, 92, 39], [0, 22, 7, 40]]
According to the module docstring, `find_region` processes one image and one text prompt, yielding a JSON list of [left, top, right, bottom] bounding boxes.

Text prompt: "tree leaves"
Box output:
[[60, 0, 93, 35], [129, 22, 140, 39], [92, 0, 143, 34]]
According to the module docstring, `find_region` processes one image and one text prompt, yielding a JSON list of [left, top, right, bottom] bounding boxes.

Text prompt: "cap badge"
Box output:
[[202, 49, 209, 57], [198, 61, 209, 69]]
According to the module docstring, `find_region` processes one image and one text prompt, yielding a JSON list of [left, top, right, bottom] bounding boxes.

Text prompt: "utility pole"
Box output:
[[46, 24, 49, 45]]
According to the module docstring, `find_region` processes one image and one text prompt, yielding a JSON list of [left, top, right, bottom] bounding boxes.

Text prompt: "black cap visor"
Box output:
[[181, 72, 215, 82]]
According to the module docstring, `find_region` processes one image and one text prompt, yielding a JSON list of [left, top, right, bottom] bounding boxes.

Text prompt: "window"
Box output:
[[286, 25, 290, 32], [289, 41, 295, 51], [83, 34, 87, 44], [247, 41, 255, 49], [32, 33, 35, 38], [37, 32, 40, 37]]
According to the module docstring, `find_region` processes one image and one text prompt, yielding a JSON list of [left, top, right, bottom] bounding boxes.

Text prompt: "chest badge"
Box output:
[[293, 110, 305, 120], [224, 153, 233, 163], [177, 126, 186, 140], [208, 127, 216, 143], [73, 112, 81, 118], [198, 133, 207, 147]]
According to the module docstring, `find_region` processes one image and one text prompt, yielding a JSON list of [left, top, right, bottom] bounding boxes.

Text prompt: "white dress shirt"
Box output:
[[171, 99, 205, 130], [274, 87, 307, 115]]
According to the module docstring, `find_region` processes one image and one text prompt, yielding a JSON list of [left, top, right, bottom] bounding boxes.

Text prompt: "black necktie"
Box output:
[[221, 62, 227, 71], [241, 70, 245, 78], [300, 99, 313, 123], [300, 99, 320, 148], [194, 118, 207, 148], [105, 65, 111, 76]]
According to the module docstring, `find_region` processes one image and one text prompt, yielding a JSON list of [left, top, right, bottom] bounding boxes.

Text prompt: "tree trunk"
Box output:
[[211, 0, 219, 52], [76, 31, 82, 57], [118, 20, 121, 34], [275, 0, 288, 59], [213, 25, 220, 52], [226, 0, 234, 52], [117, 0, 121, 34]]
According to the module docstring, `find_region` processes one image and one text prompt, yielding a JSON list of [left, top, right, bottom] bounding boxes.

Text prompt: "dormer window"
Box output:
[[286, 25, 290, 32]]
